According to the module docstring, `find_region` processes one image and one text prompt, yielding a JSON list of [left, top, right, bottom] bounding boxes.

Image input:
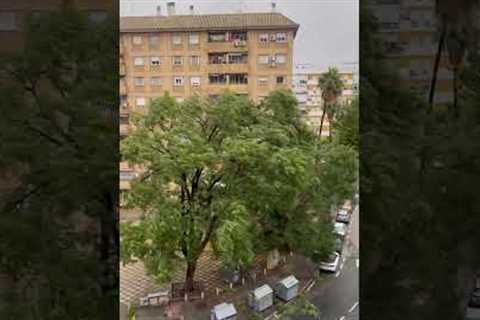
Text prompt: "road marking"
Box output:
[[335, 271, 340, 277], [349, 301, 359, 313], [340, 262, 344, 270], [356, 259, 359, 268], [339, 316, 346, 320]]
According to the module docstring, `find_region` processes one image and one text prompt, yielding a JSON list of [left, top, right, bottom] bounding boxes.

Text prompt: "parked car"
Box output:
[[319, 252, 340, 273], [336, 208, 350, 224], [334, 222, 347, 237], [334, 237, 344, 253], [469, 288, 480, 308]]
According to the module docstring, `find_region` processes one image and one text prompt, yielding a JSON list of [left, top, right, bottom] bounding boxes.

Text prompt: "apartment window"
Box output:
[[191, 76, 201, 86], [172, 56, 183, 65], [276, 76, 285, 84], [149, 35, 160, 46], [275, 54, 286, 64], [258, 55, 269, 64], [209, 53, 227, 64], [132, 35, 143, 45], [172, 33, 182, 45], [189, 33, 199, 45], [136, 97, 146, 107], [259, 33, 269, 43], [191, 55, 200, 65], [150, 77, 162, 86], [134, 57, 145, 66], [120, 171, 136, 181], [173, 76, 184, 86], [208, 32, 226, 42], [0, 12, 16, 31], [231, 31, 247, 41], [229, 74, 248, 84], [88, 10, 107, 23], [258, 77, 269, 85], [134, 77, 145, 86], [209, 74, 227, 84], [120, 114, 129, 125], [228, 53, 248, 64], [151, 56, 161, 65], [276, 33, 287, 42]]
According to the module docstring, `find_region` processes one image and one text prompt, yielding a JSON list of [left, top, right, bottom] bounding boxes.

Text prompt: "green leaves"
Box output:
[[121, 89, 358, 285]]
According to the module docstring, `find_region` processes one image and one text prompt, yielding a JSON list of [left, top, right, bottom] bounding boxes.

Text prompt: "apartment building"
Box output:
[[293, 71, 358, 136], [0, 0, 113, 52], [119, 4, 299, 191], [368, 0, 454, 105]]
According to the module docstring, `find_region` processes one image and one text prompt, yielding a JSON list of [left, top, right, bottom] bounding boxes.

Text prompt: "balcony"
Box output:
[[208, 63, 249, 73], [207, 40, 248, 52], [208, 84, 249, 95]]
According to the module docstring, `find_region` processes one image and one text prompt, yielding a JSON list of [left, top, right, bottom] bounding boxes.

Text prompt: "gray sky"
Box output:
[[120, 0, 359, 73]]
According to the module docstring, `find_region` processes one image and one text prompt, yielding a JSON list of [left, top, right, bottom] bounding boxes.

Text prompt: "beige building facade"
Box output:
[[119, 10, 299, 191], [293, 71, 358, 136]]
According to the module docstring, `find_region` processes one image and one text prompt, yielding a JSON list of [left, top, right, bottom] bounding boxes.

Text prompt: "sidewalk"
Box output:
[[122, 252, 316, 320]]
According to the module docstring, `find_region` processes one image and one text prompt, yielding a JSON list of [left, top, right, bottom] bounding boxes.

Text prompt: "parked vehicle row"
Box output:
[[319, 200, 353, 273]]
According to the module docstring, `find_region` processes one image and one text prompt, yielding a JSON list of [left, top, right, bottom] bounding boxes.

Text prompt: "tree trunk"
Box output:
[[453, 67, 458, 118], [327, 114, 333, 141], [185, 260, 197, 293], [428, 19, 447, 112], [266, 248, 281, 270], [319, 104, 327, 138]]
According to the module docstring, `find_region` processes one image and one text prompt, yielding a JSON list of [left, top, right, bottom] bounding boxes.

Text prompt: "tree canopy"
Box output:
[[120, 90, 357, 291], [0, 8, 118, 319]]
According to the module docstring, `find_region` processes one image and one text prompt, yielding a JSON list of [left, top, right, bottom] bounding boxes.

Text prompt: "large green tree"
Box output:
[[120, 90, 352, 292], [332, 97, 359, 150]]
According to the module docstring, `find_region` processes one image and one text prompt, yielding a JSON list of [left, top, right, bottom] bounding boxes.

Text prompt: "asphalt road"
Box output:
[[309, 204, 359, 320]]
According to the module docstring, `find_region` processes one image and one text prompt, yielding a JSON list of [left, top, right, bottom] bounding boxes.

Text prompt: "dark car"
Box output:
[[336, 208, 350, 224], [469, 288, 480, 308]]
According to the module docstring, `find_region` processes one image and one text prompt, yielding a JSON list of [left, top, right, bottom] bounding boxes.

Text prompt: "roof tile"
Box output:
[[120, 12, 299, 33]]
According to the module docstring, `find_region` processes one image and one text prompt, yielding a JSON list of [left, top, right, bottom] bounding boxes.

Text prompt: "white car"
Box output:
[[336, 208, 350, 224], [319, 252, 340, 273], [334, 222, 347, 237]]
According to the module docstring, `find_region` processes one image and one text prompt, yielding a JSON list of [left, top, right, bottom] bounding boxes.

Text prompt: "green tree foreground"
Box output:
[[120, 90, 357, 292]]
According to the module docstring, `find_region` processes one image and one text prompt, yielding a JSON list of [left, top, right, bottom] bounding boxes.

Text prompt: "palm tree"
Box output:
[[318, 67, 344, 139], [428, 0, 479, 113]]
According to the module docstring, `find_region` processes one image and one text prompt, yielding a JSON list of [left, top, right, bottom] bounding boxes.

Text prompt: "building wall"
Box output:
[[120, 28, 295, 113], [368, 0, 454, 105], [293, 71, 357, 136], [0, 0, 114, 52], [119, 25, 296, 191]]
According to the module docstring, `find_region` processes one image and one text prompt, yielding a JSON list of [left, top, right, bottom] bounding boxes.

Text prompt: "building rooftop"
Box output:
[[120, 12, 299, 34]]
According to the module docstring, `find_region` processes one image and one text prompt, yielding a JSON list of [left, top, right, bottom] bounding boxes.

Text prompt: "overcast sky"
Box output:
[[120, 0, 359, 73]]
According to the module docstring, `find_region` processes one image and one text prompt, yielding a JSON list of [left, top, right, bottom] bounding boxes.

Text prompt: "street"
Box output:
[[309, 204, 359, 320]]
